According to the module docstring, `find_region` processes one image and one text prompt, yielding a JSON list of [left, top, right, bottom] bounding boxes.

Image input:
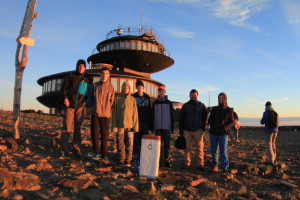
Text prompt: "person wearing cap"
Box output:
[[89, 67, 115, 163], [179, 89, 208, 170], [152, 85, 174, 167], [59, 59, 91, 158], [132, 79, 152, 172], [208, 92, 235, 172], [260, 101, 279, 165], [113, 80, 139, 166]]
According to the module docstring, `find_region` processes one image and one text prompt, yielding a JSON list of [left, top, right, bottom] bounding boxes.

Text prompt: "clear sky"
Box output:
[[0, 0, 300, 118]]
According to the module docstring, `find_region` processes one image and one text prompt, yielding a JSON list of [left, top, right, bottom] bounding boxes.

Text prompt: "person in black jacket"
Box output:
[[208, 92, 235, 172], [59, 59, 91, 158], [132, 79, 152, 172], [152, 85, 174, 167], [179, 89, 208, 169]]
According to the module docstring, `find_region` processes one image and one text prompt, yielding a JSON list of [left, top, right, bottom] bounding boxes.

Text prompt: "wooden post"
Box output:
[[13, 0, 38, 139]]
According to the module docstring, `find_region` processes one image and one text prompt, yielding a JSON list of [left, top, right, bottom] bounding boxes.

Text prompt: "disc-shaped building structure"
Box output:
[[37, 26, 175, 114]]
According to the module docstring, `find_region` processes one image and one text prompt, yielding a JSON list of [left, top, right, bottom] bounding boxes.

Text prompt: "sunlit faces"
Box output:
[[123, 86, 130, 94], [78, 64, 86, 74], [137, 85, 144, 93], [190, 92, 198, 101], [100, 69, 110, 82], [158, 89, 165, 97], [218, 95, 225, 104]]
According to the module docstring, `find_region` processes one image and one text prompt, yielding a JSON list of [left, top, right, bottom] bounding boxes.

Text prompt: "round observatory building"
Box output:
[[37, 26, 174, 114]]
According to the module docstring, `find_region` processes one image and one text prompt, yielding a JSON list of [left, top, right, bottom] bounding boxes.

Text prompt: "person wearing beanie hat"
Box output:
[[113, 80, 139, 166], [59, 59, 91, 159], [135, 79, 144, 88], [89, 67, 115, 163], [208, 92, 235, 172], [179, 89, 208, 170], [132, 79, 151, 172], [260, 101, 279, 165], [152, 84, 174, 167]]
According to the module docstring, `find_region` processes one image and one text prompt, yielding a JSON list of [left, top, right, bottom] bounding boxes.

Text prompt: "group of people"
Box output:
[[59, 59, 280, 173]]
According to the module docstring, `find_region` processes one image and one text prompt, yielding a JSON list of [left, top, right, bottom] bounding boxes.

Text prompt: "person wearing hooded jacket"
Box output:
[[112, 80, 139, 166], [208, 92, 235, 172], [59, 59, 91, 158], [152, 85, 174, 167], [260, 101, 279, 165]]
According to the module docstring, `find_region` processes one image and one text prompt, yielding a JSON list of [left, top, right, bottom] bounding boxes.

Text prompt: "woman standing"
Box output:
[[112, 81, 139, 166]]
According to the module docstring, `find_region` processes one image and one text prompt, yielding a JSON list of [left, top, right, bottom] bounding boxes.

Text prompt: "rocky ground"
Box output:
[[0, 110, 299, 200]]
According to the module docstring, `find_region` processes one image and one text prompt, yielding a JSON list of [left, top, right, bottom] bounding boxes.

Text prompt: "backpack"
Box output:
[[266, 110, 278, 129]]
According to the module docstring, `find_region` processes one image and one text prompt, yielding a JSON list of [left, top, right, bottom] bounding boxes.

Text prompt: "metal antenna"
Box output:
[[141, 0, 144, 32], [208, 92, 210, 108]]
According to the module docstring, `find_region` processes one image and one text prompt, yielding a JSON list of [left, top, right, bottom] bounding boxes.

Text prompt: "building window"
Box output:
[[93, 77, 100, 83], [56, 79, 62, 91], [142, 42, 147, 51], [51, 79, 56, 92], [111, 78, 119, 92], [47, 81, 51, 93], [131, 40, 136, 50], [120, 41, 125, 49], [115, 41, 120, 49], [110, 43, 114, 50], [137, 41, 142, 50]]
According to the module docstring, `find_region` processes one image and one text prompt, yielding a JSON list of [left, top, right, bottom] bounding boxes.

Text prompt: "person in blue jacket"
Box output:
[[260, 101, 279, 165]]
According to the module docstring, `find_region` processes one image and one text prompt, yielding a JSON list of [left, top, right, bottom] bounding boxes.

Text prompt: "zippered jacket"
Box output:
[[61, 71, 90, 109], [179, 100, 208, 134], [152, 96, 174, 133]]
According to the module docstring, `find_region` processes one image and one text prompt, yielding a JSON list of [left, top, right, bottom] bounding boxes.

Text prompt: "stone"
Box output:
[[78, 188, 109, 200], [5, 137, 18, 152], [161, 184, 174, 191], [57, 179, 93, 189], [0, 144, 7, 150]]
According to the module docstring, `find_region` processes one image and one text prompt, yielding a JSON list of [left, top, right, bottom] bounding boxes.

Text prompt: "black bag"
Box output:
[[266, 110, 278, 129], [175, 135, 186, 150]]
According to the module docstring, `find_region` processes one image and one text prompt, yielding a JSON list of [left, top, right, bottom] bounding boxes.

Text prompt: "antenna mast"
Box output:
[[140, 0, 144, 33]]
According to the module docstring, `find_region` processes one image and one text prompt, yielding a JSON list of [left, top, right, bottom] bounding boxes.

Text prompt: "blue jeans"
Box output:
[[210, 134, 229, 169]]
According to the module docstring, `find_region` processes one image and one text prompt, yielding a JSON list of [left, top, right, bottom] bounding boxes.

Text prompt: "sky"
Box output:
[[0, 0, 300, 118]]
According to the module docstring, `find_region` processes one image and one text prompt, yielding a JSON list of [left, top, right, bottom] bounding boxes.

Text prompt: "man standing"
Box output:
[[260, 101, 279, 165], [208, 92, 235, 172], [113, 81, 139, 166], [152, 85, 174, 167], [89, 67, 115, 163], [179, 89, 208, 170], [132, 79, 152, 172], [60, 59, 90, 158]]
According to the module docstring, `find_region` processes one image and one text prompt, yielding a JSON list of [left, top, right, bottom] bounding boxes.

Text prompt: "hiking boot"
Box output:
[[119, 160, 125, 166], [125, 160, 131, 167], [102, 157, 110, 164], [59, 151, 66, 159], [87, 152, 101, 161], [213, 166, 219, 173]]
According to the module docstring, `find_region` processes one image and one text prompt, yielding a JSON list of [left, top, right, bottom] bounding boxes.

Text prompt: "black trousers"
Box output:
[[91, 115, 110, 157], [155, 129, 171, 164]]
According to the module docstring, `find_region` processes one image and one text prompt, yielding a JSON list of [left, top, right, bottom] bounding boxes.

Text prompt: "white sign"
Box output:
[[19, 37, 35, 46]]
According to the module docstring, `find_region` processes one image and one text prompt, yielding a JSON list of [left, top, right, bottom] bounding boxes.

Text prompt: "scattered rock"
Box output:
[[5, 138, 18, 152], [161, 184, 174, 191], [57, 178, 93, 189]]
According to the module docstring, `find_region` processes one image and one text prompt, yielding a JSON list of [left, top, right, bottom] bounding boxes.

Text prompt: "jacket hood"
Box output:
[[76, 59, 86, 74], [121, 80, 131, 94], [218, 92, 228, 109]]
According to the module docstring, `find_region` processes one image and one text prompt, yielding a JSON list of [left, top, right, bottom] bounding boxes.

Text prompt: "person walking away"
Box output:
[[113, 81, 139, 166], [132, 79, 152, 172], [89, 67, 115, 163], [152, 85, 174, 167], [60, 59, 91, 158], [179, 89, 208, 170], [208, 92, 235, 172], [229, 110, 240, 142], [260, 101, 279, 165]]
